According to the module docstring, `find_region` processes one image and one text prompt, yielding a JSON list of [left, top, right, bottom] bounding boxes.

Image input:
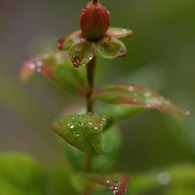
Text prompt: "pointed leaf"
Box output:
[[20, 50, 88, 98], [96, 36, 127, 60], [107, 27, 133, 38], [51, 113, 106, 156], [0, 153, 46, 195], [69, 41, 96, 67], [94, 84, 188, 116], [82, 173, 130, 195], [57, 30, 84, 50]]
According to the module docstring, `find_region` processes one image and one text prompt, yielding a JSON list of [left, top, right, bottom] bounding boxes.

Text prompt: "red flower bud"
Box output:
[[79, 0, 110, 40]]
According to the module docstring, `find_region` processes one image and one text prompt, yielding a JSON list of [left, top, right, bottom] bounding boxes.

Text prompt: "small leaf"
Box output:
[[94, 84, 188, 116], [107, 27, 133, 38], [82, 173, 130, 195], [96, 36, 127, 60], [57, 30, 84, 50], [20, 50, 87, 98], [0, 152, 46, 195], [69, 41, 96, 67], [51, 113, 106, 156]]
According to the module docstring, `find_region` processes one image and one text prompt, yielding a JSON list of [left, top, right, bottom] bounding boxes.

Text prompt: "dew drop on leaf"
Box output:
[[128, 86, 134, 92]]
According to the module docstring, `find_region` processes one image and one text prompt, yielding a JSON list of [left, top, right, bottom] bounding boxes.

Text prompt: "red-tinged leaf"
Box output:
[[82, 173, 130, 195], [20, 50, 88, 98], [93, 84, 189, 116], [69, 41, 96, 68], [96, 36, 127, 60], [107, 27, 133, 39], [57, 30, 85, 50]]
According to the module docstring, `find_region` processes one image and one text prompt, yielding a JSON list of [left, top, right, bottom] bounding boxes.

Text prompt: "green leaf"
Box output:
[[58, 124, 121, 172], [107, 27, 133, 38], [20, 50, 87, 98], [69, 41, 96, 67], [51, 113, 106, 156], [82, 173, 130, 195], [94, 84, 188, 116], [57, 30, 84, 50], [0, 152, 46, 195], [96, 36, 127, 60]]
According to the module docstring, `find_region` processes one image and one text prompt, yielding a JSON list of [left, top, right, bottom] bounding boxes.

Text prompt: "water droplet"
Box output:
[[36, 61, 43, 67], [102, 116, 107, 122], [100, 122, 104, 127], [29, 63, 35, 69], [185, 110, 190, 116], [106, 179, 110, 184], [144, 91, 152, 98], [128, 86, 134, 92], [78, 121, 84, 126], [146, 103, 151, 108], [157, 172, 171, 185], [94, 125, 98, 130], [58, 125, 62, 129], [68, 123, 74, 129], [88, 121, 93, 127], [75, 131, 80, 137]]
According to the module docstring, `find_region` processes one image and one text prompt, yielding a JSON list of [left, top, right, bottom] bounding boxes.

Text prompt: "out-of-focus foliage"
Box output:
[[127, 164, 195, 195], [0, 153, 46, 195]]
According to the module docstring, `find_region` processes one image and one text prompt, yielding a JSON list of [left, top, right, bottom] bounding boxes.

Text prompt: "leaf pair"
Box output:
[[57, 27, 132, 67]]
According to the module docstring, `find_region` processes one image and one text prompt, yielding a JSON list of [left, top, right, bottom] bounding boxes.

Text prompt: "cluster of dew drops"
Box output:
[[57, 113, 106, 137]]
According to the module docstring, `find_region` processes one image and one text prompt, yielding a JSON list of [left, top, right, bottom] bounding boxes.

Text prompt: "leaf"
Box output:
[[93, 84, 188, 116], [0, 152, 46, 195], [96, 36, 127, 60], [20, 50, 88, 98], [107, 27, 133, 38], [51, 113, 106, 156], [69, 41, 96, 67], [82, 173, 130, 195], [57, 30, 85, 50], [58, 124, 121, 172]]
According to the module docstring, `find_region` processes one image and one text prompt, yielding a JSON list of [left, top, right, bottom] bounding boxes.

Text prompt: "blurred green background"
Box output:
[[0, 0, 195, 194]]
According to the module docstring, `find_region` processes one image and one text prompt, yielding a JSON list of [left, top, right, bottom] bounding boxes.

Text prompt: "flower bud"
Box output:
[[79, 0, 110, 40]]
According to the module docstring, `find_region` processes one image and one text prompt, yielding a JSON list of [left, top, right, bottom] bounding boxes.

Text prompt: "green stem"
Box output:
[[82, 57, 96, 195], [86, 57, 96, 114]]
